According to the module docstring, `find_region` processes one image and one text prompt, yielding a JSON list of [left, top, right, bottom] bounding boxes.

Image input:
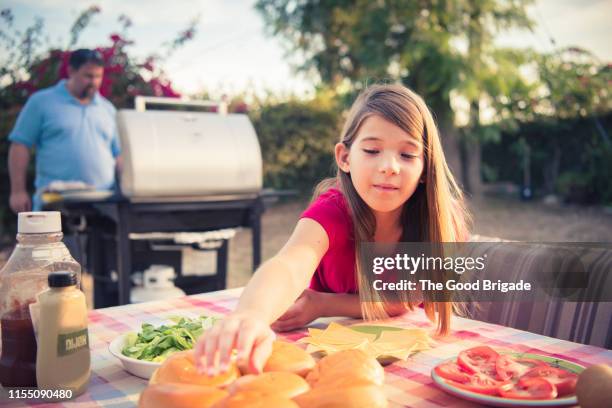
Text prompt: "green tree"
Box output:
[[255, 0, 534, 193], [495, 47, 612, 194], [456, 0, 534, 194]]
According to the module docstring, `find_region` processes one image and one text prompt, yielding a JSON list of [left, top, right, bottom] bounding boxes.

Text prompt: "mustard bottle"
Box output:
[[36, 271, 90, 397]]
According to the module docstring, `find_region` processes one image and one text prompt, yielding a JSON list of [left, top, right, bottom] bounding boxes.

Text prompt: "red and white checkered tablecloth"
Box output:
[[4, 287, 611, 407]]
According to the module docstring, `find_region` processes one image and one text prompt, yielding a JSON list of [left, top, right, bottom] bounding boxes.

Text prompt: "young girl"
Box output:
[[194, 83, 469, 376]]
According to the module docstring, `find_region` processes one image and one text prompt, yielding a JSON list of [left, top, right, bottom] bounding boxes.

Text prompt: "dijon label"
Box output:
[[57, 329, 89, 356]]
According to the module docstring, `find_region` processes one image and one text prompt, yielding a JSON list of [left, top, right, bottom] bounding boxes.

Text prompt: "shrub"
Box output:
[[250, 100, 342, 195]]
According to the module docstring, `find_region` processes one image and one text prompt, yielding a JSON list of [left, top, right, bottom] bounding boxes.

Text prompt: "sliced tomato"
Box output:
[[447, 373, 511, 396], [499, 377, 558, 400], [521, 366, 578, 397], [495, 355, 548, 381], [457, 346, 500, 375], [434, 362, 471, 383], [476, 361, 499, 379]]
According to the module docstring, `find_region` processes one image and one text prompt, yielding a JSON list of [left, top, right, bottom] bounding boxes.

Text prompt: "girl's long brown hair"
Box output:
[[314, 84, 470, 335]]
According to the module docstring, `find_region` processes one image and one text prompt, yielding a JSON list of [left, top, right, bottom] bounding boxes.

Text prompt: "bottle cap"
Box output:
[[48, 271, 77, 288], [18, 212, 62, 234]]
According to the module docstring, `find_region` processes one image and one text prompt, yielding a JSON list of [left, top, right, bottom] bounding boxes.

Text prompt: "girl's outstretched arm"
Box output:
[[270, 290, 412, 332], [271, 290, 363, 332], [194, 218, 329, 375]]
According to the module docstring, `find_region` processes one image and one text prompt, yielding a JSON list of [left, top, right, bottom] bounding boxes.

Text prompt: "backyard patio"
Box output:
[[1, 1, 611, 406]]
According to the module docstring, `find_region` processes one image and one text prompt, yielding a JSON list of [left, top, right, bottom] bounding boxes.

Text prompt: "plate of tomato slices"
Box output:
[[431, 346, 583, 407]]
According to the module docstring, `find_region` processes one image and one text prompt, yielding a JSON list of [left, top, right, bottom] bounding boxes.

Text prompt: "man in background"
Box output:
[[8, 48, 122, 213]]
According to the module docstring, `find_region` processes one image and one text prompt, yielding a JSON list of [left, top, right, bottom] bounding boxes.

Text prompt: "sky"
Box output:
[[3, 0, 612, 99]]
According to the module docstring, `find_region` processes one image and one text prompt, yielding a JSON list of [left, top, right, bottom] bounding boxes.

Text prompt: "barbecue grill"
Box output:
[[45, 97, 270, 307]]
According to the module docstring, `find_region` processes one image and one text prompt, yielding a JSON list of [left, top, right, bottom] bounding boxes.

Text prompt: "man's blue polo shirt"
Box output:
[[9, 79, 121, 210]]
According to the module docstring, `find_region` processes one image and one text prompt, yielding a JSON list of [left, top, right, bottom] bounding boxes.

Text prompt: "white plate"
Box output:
[[431, 352, 583, 407], [108, 333, 161, 380]]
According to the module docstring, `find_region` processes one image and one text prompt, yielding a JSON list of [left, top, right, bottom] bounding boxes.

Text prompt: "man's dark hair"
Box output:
[[69, 48, 104, 70]]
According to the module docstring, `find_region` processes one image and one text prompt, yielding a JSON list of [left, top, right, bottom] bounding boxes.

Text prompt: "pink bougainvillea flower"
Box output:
[[58, 50, 71, 78], [233, 102, 248, 113], [142, 57, 155, 72]]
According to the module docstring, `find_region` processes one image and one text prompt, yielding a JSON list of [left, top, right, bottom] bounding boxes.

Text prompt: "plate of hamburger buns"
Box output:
[[138, 341, 388, 408]]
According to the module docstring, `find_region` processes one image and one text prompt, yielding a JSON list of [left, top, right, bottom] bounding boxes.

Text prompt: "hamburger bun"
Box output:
[[293, 384, 388, 408], [263, 341, 315, 377], [150, 350, 239, 388], [214, 391, 299, 408], [229, 372, 310, 399], [306, 349, 385, 388], [138, 383, 228, 408]]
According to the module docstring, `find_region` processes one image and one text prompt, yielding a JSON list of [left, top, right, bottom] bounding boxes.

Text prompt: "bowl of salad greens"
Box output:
[[108, 315, 217, 379]]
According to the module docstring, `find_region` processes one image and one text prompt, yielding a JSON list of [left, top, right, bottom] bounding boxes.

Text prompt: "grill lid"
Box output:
[[117, 97, 262, 199]]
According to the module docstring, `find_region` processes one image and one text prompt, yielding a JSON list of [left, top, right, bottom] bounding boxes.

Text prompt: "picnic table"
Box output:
[[4, 287, 611, 407]]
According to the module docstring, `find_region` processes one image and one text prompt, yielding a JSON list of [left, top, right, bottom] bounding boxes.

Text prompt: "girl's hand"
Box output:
[[271, 289, 324, 332], [193, 313, 275, 376]]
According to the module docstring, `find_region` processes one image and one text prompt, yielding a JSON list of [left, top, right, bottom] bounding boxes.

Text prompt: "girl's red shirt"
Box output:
[[300, 188, 358, 293]]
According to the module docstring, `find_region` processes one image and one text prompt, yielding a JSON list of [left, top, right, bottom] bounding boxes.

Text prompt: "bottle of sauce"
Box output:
[[36, 271, 90, 396], [0, 306, 38, 387], [0, 212, 81, 388]]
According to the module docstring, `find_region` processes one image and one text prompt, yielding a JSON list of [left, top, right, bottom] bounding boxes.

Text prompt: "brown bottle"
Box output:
[[0, 305, 38, 387]]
